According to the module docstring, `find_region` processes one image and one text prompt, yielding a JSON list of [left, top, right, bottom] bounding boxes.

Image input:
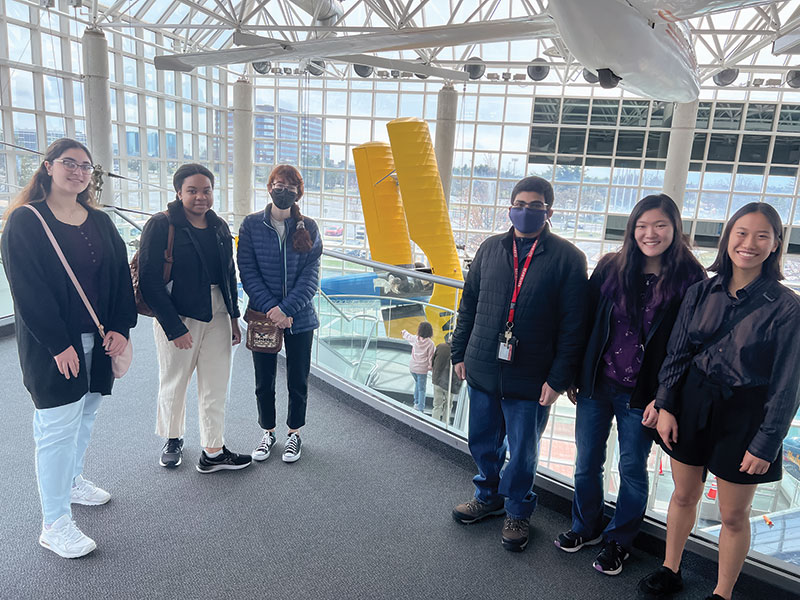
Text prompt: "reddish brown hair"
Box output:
[[268, 164, 312, 253]]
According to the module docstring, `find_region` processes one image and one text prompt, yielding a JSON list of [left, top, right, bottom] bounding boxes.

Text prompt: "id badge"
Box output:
[[497, 332, 517, 363]]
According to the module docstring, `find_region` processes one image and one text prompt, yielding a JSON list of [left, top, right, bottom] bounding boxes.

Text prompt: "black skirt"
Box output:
[[656, 365, 782, 484]]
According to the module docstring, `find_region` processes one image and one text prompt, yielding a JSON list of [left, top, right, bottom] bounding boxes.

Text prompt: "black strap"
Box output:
[[693, 281, 778, 356]]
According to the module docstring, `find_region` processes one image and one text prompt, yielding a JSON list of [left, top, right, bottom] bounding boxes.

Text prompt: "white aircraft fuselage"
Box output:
[[549, 0, 700, 102]]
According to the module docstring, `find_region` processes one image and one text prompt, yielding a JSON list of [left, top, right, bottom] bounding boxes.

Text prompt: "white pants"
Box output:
[[154, 286, 232, 448]]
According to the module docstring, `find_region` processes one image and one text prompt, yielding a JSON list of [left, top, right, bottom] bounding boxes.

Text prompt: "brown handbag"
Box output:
[[245, 308, 284, 353], [130, 215, 175, 317]]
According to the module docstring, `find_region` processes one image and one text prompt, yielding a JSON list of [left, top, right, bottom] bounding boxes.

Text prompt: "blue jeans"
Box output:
[[571, 380, 653, 549], [467, 384, 551, 519], [33, 333, 102, 525], [411, 372, 427, 411]]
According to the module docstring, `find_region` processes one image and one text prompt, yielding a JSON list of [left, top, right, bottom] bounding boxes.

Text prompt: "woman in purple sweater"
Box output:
[[555, 195, 704, 576]]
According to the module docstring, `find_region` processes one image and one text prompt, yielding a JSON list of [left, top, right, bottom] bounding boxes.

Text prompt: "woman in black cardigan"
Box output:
[[138, 163, 249, 473], [1, 138, 137, 558], [555, 195, 705, 575]]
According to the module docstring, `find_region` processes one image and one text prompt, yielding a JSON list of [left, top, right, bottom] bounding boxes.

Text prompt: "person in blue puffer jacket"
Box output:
[[238, 164, 322, 464]]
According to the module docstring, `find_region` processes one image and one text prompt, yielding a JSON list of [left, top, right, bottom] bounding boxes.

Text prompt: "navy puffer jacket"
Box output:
[[237, 205, 322, 334]]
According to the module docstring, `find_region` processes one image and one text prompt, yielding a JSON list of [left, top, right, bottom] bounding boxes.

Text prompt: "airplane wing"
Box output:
[[633, 0, 774, 22], [154, 14, 558, 71]]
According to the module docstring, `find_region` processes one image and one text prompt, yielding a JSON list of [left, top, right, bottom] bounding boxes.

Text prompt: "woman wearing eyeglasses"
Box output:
[[238, 165, 322, 464], [1, 138, 137, 558]]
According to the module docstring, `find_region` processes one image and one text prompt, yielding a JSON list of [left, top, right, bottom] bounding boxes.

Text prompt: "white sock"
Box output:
[[204, 449, 223, 458]]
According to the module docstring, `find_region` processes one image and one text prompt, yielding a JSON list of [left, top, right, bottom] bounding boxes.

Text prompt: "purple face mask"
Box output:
[[509, 206, 548, 234]]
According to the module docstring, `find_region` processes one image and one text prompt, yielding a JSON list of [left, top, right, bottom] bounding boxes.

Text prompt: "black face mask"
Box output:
[[270, 188, 297, 210]]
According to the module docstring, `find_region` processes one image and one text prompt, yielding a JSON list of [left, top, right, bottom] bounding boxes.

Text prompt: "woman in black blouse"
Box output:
[[2, 138, 136, 558], [639, 203, 800, 600]]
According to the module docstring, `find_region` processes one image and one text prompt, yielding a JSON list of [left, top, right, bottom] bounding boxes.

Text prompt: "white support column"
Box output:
[[233, 76, 254, 228], [82, 27, 113, 177], [663, 100, 699, 209], [434, 82, 458, 203]]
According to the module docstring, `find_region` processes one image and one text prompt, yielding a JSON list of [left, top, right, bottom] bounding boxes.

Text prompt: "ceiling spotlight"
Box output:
[[413, 58, 429, 79], [306, 59, 326, 76], [353, 64, 373, 78], [713, 68, 739, 87], [463, 57, 485, 80], [582, 68, 599, 84], [787, 69, 800, 88], [526, 58, 550, 81], [252, 61, 271, 75]]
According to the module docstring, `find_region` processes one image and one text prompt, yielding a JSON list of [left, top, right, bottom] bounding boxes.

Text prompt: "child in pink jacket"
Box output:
[[402, 321, 435, 412]]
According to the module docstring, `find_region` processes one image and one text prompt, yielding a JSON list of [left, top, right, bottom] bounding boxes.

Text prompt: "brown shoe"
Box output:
[[501, 516, 530, 552], [452, 498, 505, 524]]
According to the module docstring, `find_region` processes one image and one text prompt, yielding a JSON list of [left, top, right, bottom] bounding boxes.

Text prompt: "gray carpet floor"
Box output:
[[0, 321, 786, 600]]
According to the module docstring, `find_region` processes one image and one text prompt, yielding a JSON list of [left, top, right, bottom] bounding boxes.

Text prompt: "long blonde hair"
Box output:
[[4, 138, 97, 222]]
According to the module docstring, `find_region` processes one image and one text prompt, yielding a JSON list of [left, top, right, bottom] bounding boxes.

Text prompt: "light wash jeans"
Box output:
[[33, 333, 103, 525], [411, 372, 427, 411]]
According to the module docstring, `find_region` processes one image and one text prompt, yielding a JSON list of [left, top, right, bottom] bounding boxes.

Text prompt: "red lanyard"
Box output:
[[508, 237, 538, 325]]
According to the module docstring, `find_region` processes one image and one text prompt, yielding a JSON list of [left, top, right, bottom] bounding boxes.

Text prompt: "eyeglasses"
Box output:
[[512, 200, 547, 210], [53, 158, 94, 174], [272, 183, 299, 193]]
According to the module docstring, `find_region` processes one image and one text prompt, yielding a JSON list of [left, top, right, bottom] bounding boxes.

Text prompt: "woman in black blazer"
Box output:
[[1, 138, 137, 558], [138, 163, 249, 474]]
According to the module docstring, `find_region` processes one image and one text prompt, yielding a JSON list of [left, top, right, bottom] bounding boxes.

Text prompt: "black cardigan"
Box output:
[[575, 255, 705, 409], [138, 200, 240, 341], [451, 226, 589, 399], [1, 201, 137, 409]]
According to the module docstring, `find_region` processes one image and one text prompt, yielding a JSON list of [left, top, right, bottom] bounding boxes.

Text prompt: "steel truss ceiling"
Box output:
[[77, 0, 800, 86]]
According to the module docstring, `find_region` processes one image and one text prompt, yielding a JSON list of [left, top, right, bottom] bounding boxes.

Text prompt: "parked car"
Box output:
[[324, 225, 343, 237]]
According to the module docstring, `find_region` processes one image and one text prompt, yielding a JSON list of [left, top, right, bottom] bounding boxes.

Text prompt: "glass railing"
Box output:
[[0, 198, 798, 585]]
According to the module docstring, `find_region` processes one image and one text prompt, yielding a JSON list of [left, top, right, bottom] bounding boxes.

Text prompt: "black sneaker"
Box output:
[[282, 432, 302, 463], [159, 438, 183, 468], [252, 430, 276, 461], [452, 498, 505, 524], [501, 516, 530, 552], [703, 595, 727, 600], [593, 540, 630, 576], [554, 529, 603, 553], [638, 566, 683, 597], [196, 446, 252, 473]]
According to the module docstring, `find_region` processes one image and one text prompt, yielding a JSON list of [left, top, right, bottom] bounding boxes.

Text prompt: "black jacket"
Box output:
[[575, 255, 705, 409], [451, 226, 588, 399], [138, 200, 240, 341], [1, 201, 137, 409]]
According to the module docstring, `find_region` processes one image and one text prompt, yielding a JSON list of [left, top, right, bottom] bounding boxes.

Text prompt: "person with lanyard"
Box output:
[[138, 163, 249, 473], [450, 176, 588, 552], [638, 202, 800, 600], [554, 194, 705, 576]]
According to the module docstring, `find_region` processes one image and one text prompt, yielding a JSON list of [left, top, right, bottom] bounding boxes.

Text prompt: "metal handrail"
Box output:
[[323, 249, 464, 289]]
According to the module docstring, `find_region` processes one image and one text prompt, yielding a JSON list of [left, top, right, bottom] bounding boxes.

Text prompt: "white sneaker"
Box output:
[[282, 432, 302, 463], [252, 430, 277, 461], [70, 475, 111, 505], [39, 515, 97, 558]]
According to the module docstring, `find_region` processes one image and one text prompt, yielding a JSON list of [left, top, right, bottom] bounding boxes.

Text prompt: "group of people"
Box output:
[[450, 176, 799, 600], [2, 138, 321, 559], [3, 139, 799, 600]]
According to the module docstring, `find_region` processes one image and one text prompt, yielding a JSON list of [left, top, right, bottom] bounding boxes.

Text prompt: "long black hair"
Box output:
[[709, 202, 784, 282], [601, 194, 704, 319]]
